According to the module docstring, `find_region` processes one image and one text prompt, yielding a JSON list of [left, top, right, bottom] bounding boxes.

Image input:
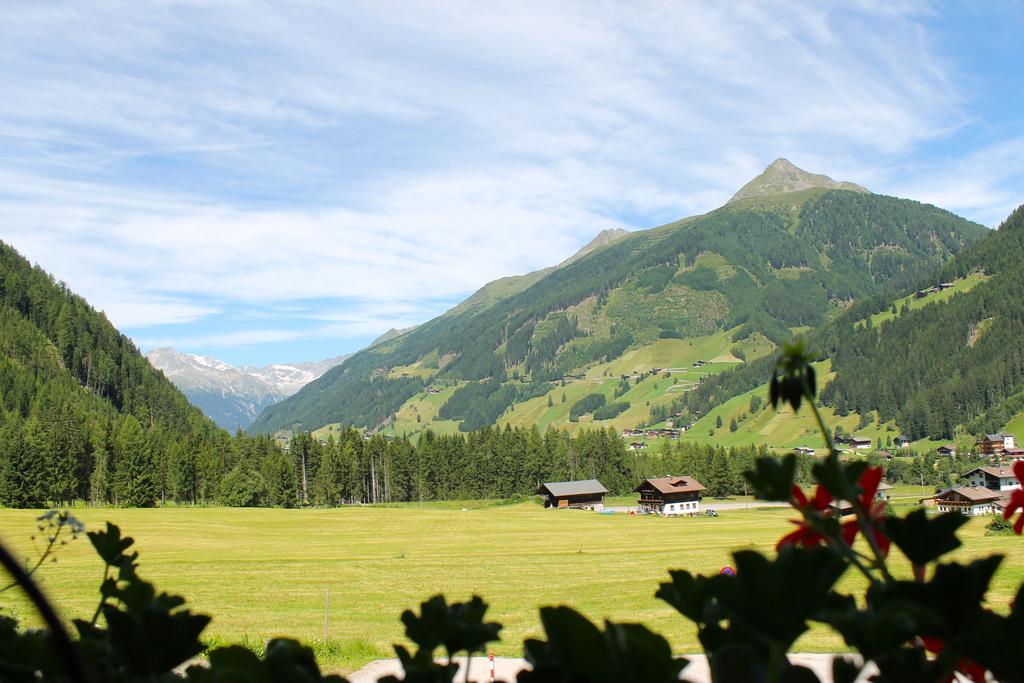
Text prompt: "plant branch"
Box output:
[[0, 536, 90, 682]]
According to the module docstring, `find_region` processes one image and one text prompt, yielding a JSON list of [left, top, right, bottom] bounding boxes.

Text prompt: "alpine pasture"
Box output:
[[1, 499, 1021, 674]]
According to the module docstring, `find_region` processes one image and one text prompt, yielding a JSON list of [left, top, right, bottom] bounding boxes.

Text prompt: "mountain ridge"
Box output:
[[250, 161, 987, 436], [146, 348, 349, 431]]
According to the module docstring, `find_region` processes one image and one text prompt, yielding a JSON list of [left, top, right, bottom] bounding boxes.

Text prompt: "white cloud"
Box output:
[[1, 1, 1017, 358]]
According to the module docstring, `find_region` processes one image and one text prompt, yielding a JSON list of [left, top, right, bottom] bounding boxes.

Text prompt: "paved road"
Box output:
[[605, 500, 789, 514], [349, 654, 875, 682]]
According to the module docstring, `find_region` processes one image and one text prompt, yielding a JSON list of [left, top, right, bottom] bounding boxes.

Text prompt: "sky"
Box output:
[[2, 1, 1023, 367]]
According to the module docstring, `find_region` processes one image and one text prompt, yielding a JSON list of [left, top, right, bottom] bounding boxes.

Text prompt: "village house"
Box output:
[[976, 432, 1016, 455], [848, 437, 872, 450], [793, 446, 815, 456], [929, 487, 1002, 516], [1002, 447, 1024, 462], [962, 466, 1022, 492], [936, 444, 957, 457], [635, 476, 706, 516], [894, 436, 911, 448], [537, 480, 608, 510], [629, 442, 648, 451]]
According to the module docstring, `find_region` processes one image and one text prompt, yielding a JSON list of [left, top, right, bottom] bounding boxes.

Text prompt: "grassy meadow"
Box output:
[[2, 499, 1022, 674]]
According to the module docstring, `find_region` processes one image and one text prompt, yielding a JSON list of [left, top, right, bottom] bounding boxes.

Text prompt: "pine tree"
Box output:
[[313, 443, 346, 505], [113, 415, 156, 507], [708, 450, 732, 498], [0, 421, 46, 508], [715, 415, 723, 429]]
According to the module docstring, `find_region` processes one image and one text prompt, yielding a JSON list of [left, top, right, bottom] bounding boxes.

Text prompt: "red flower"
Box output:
[[1001, 461, 1024, 535], [921, 637, 987, 683], [840, 466, 891, 556], [777, 483, 833, 549]]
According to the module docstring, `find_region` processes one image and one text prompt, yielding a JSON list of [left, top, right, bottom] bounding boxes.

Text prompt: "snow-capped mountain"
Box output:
[[145, 348, 349, 431]]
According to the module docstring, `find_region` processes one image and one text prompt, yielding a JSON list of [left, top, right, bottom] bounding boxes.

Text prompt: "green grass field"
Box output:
[[2, 503, 1022, 674]]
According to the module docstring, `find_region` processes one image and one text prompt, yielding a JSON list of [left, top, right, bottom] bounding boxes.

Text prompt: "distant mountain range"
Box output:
[[250, 159, 989, 439], [145, 348, 349, 430]]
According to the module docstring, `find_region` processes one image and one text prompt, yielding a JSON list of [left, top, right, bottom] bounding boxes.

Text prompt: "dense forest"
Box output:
[[252, 190, 987, 435], [818, 203, 1024, 439], [0, 240, 223, 507], [678, 203, 1024, 441]]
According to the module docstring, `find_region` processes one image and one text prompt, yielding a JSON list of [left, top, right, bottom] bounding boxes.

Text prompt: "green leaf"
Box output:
[[743, 454, 797, 501], [882, 511, 967, 567], [86, 522, 135, 566]]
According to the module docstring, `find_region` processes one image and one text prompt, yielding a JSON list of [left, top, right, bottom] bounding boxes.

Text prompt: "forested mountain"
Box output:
[[817, 203, 1024, 439], [251, 160, 988, 436], [682, 203, 1024, 443], [146, 348, 349, 431], [0, 240, 236, 507]]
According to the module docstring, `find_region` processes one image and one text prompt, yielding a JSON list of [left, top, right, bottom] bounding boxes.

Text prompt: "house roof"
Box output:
[[935, 486, 1002, 502], [980, 433, 1013, 442], [539, 479, 608, 497], [877, 481, 893, 491], [636, 476, 707, 494], [964, 466, 1017, 479]]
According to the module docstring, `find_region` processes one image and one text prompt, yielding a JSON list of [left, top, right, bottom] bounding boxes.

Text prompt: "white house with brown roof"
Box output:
[[931, 487, 1002, 516], [963, 466, 1021, 492], [635, 476, 706, 516]]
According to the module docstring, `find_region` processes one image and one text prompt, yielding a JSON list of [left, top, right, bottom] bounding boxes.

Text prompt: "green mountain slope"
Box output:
[[251, 161, 988, 436], [817, 203, 1024, 439], [0, 240, 222, 506]]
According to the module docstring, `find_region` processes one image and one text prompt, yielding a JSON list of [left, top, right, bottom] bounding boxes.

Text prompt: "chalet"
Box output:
[[894, 436, 911, 448], [929, 487, 1002, 516], [1002, 447, 1024, 461], [794, 446, 816, 456], [876, 450, 895, 460], [636, 476, 706, 516], [629, 442, 648, 451], [538, 480, 608, 510], [939, 282, 955, 290], [848, 437, 872, 450], [963, 466, 1022, 492], [976, 433, 1016, 455], [936, 444, 957, 457]]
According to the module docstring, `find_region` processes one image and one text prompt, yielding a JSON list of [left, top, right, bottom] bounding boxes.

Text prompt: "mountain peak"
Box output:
[[728, 158, 869, 204], [559, 227, 630, 267]]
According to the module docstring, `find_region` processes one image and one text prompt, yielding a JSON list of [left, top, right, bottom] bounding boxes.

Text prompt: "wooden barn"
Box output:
[[537, 479, 608, 510], [635, 476, 706, 516]]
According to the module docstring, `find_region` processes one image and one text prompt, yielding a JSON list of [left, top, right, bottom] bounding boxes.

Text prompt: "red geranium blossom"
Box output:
[[921, 637, 987, 683], [840, 466, 891, 556], [1001, 460, 1024, 535], [776, 483, 833, 550]]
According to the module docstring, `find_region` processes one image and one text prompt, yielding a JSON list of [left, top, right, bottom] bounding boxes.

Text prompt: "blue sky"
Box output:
[[2, 1, 1022, 366]]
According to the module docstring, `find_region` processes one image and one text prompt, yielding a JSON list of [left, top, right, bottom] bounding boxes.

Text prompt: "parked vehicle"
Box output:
[[705, 509, 718, 517]]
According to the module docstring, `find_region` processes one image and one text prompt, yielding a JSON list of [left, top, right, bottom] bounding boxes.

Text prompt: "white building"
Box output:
[[963, 466, 1021, 492], [931, 487, 1001, 516]]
